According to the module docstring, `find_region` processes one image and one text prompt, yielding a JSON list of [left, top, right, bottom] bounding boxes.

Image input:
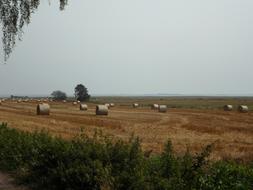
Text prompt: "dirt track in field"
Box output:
[[0, 100, 253, 162], [0, 172, 27, 190]]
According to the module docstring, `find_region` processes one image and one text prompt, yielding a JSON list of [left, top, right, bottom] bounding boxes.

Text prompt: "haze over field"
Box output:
[[0, 0, 253, 96]]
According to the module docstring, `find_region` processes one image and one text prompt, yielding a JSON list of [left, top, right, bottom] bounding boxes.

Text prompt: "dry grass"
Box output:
[[0, 97, 253, 162]]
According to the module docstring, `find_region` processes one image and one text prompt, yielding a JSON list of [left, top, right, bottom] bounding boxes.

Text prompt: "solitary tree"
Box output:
[[74, 84, 90, 102], [51, 90, 67, 100]]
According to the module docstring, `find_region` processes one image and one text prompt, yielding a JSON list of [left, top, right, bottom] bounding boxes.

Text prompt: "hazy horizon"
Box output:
[[1, 0, 253, 96], [1, 93, 253, 98]]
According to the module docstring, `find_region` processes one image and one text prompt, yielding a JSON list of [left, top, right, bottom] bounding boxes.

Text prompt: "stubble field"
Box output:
[[0, 96, 253, 162]]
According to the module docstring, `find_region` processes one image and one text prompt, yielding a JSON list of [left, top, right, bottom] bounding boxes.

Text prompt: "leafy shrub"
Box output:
[[198, 162, 253, 190], [0, 123, 252, 190]]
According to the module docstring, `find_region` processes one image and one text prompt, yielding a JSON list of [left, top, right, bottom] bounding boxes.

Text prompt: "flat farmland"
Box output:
[[0, 97, 253, 162]]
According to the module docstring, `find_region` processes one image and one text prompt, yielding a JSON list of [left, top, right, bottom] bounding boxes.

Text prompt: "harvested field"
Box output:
[[0, 97, 253, 162]]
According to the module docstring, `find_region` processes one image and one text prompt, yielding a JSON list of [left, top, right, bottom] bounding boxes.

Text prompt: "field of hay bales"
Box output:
[[0, 96, 253, 162]]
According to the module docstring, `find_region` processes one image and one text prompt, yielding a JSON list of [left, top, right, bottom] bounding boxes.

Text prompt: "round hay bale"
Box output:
[[37, 103, 50, 115], [63, 100, 67, 103], [224, 105, 233, 111], [80, 104, 88, 111], [238, 105, 249, 113], [96, 105, 108, 115], [105, 103, 110, 109], [17, 99, 22, 103], [73, 102, 77, 105], [133, 103, 139, 108], [159, 105, 167, 113], [151, 104, 159, 110], [77, 100, 81, 103], [110, 103, 115, 107]]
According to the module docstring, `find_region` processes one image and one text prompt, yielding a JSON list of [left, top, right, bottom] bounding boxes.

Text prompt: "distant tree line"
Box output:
[[51, 84, 90, 101], [10, 95, 29, 99]]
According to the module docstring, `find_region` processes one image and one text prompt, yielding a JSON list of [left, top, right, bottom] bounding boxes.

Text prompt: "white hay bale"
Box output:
[[238, 105, 249, 113], [63, 100, 67, 103], [96, 105, 108, 115], [159, 105, 167, 113], [37, 103, 50, 115], [223, 105, 233, 111], [105, 103, 110, 109], [151, 104, 159, 110], [133, 103, 139, 108], [77, 100, 81, 103], [73, 102, 77, 105], [17, 99, 22, 103], [110, 103, 115, 107], [80, 104, 88, 111]]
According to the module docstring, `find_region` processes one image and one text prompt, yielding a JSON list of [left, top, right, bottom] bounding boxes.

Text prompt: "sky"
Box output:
[[0, 0, 253, 96]]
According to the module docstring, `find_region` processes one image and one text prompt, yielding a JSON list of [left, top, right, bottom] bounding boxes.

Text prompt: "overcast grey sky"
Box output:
[[0, 0, 253, 96]]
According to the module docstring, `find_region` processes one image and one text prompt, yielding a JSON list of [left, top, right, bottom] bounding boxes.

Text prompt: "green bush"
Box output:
[[0, 123, 252, 190], [198, 162, 253, 190]]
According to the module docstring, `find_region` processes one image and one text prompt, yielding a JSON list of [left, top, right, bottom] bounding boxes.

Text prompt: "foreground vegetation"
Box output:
[[0, 123, 252, 190]]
